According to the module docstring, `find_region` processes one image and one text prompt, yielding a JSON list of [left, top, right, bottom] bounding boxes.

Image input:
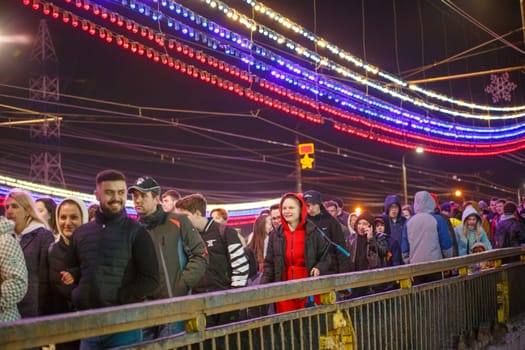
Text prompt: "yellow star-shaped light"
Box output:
[[300, 154, 314, 169]]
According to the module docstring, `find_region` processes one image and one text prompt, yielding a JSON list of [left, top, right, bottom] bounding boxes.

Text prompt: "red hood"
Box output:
[[279, 192, 308, 230]]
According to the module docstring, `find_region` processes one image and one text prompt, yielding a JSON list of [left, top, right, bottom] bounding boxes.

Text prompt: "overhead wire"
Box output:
[[0, 84, 518, 201], [441, 0, 525, 56]]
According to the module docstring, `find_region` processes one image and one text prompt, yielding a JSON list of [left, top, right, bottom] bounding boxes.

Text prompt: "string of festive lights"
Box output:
[[23, 0, 525, 155], [240, 0, 525, 115], [0, 175, 276, 222], [96, 0, 525, 142], [195, 0, 525, 119]]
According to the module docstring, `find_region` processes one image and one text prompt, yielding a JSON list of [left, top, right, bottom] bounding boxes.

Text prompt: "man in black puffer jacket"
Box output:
[[69, 170, 159, 349], [303, 190, 351, 274]]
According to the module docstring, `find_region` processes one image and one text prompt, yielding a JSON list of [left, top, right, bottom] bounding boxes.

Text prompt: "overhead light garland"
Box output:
[[21, 0, 525, 155], [62, 0, 525, 144], [100, 0, 525, 142], [198, 0, 525, 120], [239, 0, 525, 114]]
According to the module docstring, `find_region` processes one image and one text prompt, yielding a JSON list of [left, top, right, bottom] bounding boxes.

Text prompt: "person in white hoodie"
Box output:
[[4, 189, 55, 317], [0, 217, 28, 322]]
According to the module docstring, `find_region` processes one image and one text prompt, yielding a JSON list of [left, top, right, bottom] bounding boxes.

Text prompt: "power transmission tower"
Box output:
[[29, 19, 65, 187]]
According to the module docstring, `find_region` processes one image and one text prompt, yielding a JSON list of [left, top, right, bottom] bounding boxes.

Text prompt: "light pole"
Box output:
[[402, 147, 424, 205]]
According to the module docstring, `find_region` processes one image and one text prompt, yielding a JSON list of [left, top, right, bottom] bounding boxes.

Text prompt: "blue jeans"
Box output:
[[79, 329, 142, 350]]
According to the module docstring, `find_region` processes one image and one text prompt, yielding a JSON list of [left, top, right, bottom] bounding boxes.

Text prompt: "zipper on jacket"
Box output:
[[291, 230, 294, 279]]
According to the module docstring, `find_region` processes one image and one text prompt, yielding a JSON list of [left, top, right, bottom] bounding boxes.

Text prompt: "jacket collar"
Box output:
[[140, 205, 167, 229]]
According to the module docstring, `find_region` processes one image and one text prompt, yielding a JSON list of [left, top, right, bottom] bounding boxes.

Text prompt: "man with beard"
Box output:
[[67, 169, 159, 349]]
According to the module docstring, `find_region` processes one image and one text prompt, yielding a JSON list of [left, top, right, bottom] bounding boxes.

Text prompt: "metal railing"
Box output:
[[1, 247, 524, 349]]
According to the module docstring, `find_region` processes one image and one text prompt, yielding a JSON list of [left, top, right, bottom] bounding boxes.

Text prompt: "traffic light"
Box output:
[[298, 143, 315, 170]]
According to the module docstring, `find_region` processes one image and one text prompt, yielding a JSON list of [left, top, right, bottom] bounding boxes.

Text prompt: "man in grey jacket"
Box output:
[[129, 176, 208, 339], [401, 191, 453, 284]]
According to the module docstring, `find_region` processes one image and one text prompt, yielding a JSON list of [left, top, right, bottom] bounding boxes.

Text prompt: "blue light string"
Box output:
[[104, 0, 525, 141]]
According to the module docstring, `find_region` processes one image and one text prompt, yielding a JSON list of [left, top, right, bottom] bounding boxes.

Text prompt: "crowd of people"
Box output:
[[1, 168, 524, 349]]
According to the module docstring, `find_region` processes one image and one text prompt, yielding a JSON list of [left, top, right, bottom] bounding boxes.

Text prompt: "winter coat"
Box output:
[[16, 222, 55, 318], [70, 211, 159, 310], [402, 191, 453, 264], [0, 219, 28, 322], [307, 208, 351, 273], [139, 207, 208, 298], [261, 193, 331, 284], [379, 195, 406, 266], [494, 214, 525, 248], [454, 206, 492, 256], [346, 232, 387, 271], [193, 219, 249, 293], [48, 237, 77, 314], [48, 197, 88, 314]]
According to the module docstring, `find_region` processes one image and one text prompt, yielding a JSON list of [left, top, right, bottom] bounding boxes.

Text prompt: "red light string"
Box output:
[[24, 0, 525, 156]]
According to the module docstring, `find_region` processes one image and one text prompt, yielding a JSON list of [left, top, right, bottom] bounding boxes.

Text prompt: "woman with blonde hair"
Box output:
[[454, 205, 492, 256], [4, 189, 55, 317]]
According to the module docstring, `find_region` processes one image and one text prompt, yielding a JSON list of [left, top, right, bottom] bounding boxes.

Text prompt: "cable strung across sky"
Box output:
[[19, 0, 525, 156]]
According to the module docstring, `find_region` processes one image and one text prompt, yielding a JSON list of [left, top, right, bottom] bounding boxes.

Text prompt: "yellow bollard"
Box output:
[[185, 313, 206, 333], [399, 278, 412, 289], [320, 290, 337, 305]]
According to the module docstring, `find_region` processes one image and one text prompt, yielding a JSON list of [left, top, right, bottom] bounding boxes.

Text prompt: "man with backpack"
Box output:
[[129, 176, 209, 339]]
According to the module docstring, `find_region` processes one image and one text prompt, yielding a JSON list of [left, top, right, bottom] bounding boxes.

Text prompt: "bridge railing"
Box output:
[[1, 247, 524, 349]]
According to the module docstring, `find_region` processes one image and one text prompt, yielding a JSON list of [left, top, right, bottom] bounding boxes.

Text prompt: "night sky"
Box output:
[[1, 0, 524, 210]]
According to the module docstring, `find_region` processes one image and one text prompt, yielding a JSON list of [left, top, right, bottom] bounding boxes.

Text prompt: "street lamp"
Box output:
[[402, 147, 424, 205]]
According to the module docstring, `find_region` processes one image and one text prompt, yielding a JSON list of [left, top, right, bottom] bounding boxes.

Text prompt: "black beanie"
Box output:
[[354, 211, 375, 232]]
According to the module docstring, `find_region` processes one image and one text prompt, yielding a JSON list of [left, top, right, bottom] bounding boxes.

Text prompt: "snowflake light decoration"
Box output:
[[484, 72, 517, 103]]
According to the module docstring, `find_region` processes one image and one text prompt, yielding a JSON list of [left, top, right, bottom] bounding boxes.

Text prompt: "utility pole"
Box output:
[[29, 19, 65, 187], [295, 136, 302, 194], [521, 0, 525, 49]]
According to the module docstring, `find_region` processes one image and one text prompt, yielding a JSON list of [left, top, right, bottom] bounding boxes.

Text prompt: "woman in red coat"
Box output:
[[261, 192, 331, 313]]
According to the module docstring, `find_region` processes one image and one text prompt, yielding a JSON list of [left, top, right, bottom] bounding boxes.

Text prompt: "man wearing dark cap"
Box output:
[[303, 190, 350, 274], [129, 176, 208, 339]]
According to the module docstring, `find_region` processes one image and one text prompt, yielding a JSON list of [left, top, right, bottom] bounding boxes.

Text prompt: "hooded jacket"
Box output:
[[261, 193, 331, 284], [0, 218, 27, 322], [48, 197, 88, 314], [494, 212, 525, 248], [454, 206, 492, 255], [402, 191, 453, 264], [379, 194, 405, 266]]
